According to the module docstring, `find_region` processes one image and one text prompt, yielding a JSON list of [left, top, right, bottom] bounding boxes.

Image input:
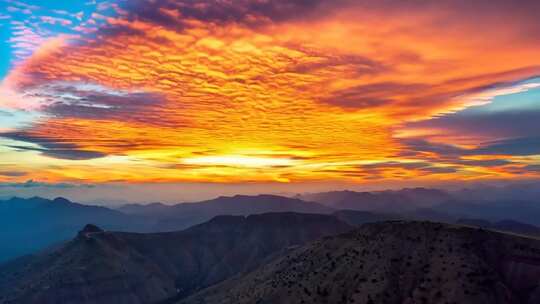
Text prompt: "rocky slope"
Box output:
[[181, 221, 540, 304], [0, 212, 350, 304]]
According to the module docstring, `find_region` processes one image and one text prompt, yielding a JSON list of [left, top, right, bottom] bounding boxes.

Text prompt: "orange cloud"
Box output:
[[1, 0, 540, 184]]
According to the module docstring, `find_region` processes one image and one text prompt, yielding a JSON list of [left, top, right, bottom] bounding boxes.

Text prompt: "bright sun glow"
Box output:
[[183, 155, 296, 168]]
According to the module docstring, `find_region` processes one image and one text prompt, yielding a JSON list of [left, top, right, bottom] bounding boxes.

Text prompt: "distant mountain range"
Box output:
[[0, 197, 150, 263], [2, 187, 540, 264], [118, 194, 333, 231], [181, 221, 540, 304], [0, 213, 351, 304], [298, 187, 453, 212], [0, 195, 333, 263], [299, 187, 540, 227], [429, 199, 540, 226]]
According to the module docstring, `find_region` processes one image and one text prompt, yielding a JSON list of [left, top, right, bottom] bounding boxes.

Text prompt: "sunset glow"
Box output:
[[1, 0, 540, 187]]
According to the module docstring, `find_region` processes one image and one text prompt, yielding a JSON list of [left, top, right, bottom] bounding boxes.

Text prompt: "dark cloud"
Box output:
[[361, 161, 430, 171], [476, 137, 540, 156], [357, 161, 458, 176], [26, 84, 175, 126], [525, 164, 540, 172], [288, 54, 388, 77], [457, 159, 512, 167], [0, 180, 94, 188], [319, 67, 540, 110], [122, 0, 348, 28], [400, 136, 540, 171], [442, 68, 540, 89], [97, 23, 147, 38], [321, 82, 426, 108], [117, 0, 540, 31], [399, 139, 464, 158], [406, 110, 540, 140], [17, 82, 189, 130], [2, 133, 106, 160], [420, 166, 458, 174], [46, 93, 170, 124], [8, 144, 106, 160], [0, 171, 27, 177], [356, 0, 540, 40]]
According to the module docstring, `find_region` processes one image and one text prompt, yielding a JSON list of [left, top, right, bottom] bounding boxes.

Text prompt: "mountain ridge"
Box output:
[[0, 194, 334, 263], [180, 220, 540, 304], [0, 212, 351, 304]]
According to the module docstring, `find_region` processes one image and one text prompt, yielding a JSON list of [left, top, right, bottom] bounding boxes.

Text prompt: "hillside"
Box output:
[[181, 221, 540, 304], [0, 212, 351, 304]]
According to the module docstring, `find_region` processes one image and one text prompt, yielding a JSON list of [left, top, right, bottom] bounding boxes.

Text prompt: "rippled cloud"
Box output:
[[0, 0, 539, 184]]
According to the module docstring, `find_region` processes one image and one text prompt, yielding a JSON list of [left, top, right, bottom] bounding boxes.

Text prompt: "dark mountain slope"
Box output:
[[181, 221, 540, 304], [0, 212, 351, 304]]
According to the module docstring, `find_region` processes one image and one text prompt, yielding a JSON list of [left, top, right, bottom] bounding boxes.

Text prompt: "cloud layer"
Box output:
[[0, 0, 539, 184]]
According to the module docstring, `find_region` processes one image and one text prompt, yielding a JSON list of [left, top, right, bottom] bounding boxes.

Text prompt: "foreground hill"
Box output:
[[182, 221, 540, 304], [0, 197, 151, 263], [0, 213, 350, 304], [119, 194, 334, 231]]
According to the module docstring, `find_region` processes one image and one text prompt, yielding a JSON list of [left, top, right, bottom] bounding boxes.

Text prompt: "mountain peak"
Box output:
[[52, 197, 72, 204], [80, 224, 104, 234]]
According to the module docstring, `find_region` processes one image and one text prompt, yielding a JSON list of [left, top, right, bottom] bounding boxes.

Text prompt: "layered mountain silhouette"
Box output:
[[118, 194, 333, 231], [181, 221, 540, 304], [432, 199, 540, 226], [0, 212, 351, 304], [5, 189, 540, 265], [3, 206, 540, 304], [0, 195, 332, 263], [299, 188, 453, 212], [300, 188, 540, 227]]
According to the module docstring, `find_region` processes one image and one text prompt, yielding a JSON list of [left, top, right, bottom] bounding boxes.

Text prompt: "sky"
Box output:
[[0, 0, 539, 202]]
